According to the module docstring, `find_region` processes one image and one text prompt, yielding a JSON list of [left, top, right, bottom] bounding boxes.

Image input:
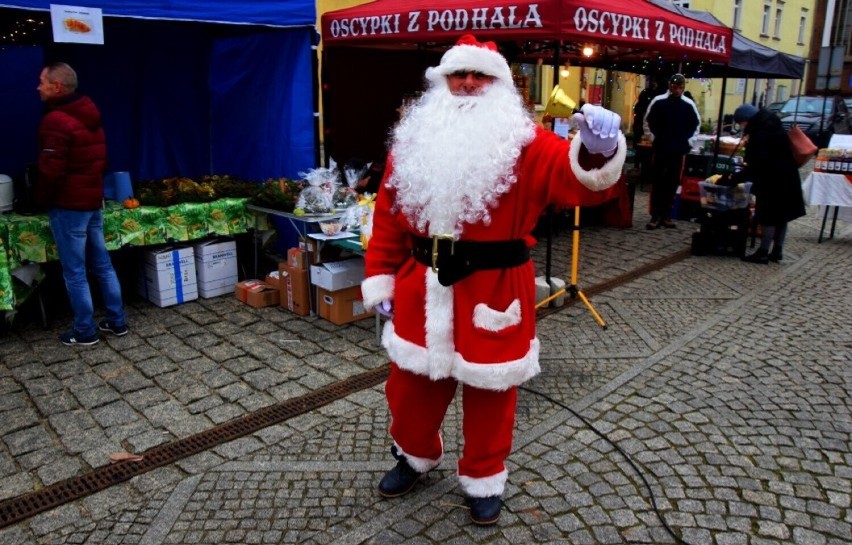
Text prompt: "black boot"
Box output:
[[467, 496, 502, 525], [742, 249, 769, 264], [378, 446, 423, 498], [769, 249, 783, 262]]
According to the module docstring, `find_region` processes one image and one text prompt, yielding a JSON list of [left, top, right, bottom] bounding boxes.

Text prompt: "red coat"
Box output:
[[362, 128, 626, 391], [35, 94, 107, 210]]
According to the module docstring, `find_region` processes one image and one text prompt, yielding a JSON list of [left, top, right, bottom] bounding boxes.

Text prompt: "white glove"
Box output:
[[374, 300, 394, 319], [573, 104, 620, 157]]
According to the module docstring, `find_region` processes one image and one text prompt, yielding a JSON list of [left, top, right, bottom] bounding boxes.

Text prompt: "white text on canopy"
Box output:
[[572, 7, 726, 55], [328, 4, 543, 38]]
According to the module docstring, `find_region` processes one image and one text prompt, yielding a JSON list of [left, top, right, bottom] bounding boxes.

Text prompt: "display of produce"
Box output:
[[138, 177, 217, 206], [137, 175, 259, 205], [250, 178, 303, 212]]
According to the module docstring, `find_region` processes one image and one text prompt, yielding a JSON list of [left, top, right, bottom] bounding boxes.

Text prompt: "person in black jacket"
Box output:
[[733, 104, 806, 263], [643, 73, 700, 229]]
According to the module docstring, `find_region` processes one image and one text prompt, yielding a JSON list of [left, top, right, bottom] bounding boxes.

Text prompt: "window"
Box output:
[[733, 0, 743, 30], [798, 9, 808, 44], [777, 85, 788, 102], [774, 4, 784, 39], [731, 78, 746, 95], [672, 0, 691, 7], [511, 63, 543, 106], [762, 1, 771, 35]]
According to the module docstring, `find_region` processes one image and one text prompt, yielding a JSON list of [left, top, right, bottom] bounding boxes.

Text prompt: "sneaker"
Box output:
[[377, 446, 423, 498], [467, 495, 502, 525], [742, 251, 769, 264], [98, 319, 128, 337], [59, 331, 99, 346]]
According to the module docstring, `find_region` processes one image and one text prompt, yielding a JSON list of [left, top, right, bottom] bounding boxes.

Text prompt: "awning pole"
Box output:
[[712, 66, 730, 172]]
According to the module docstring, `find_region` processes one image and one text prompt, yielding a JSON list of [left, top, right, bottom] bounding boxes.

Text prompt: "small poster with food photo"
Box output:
[[50, 4, 104, 44]]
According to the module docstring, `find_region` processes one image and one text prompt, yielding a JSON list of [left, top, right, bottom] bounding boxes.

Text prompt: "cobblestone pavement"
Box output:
[[1, 185, 850, 544]]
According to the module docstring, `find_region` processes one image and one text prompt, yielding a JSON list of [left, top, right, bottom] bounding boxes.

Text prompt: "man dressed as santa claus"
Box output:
[[360, 34, 626, 525]]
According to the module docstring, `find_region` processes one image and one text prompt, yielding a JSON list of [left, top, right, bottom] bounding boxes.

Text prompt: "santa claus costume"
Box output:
[[361, 34, 626, 523]]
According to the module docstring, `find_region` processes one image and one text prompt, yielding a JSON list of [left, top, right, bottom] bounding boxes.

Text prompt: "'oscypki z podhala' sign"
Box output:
[[323, 2, 730, 62]]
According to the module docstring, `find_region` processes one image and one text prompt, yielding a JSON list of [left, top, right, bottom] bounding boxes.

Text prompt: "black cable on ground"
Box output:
[[519, 386, 696, 545]]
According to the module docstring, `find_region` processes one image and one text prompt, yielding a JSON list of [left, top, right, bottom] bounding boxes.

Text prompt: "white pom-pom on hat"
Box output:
[[425, 34, 512, 87]]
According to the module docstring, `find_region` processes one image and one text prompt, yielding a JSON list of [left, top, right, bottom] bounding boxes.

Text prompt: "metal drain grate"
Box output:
[[0, 366, 390, 529], [0, 248, 692, 529]]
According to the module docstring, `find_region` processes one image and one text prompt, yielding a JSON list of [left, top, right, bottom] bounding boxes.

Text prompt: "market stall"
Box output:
[[0, 0, 318, 184], [0, 198, 265, 311], [319, 0, 734, 162]]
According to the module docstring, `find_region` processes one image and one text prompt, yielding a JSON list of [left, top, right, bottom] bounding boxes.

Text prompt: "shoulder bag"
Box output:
[[788, 124, 818, 167]]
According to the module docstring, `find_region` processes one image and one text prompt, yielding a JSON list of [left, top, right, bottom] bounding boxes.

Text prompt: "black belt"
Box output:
[[410, 235, 530, 286]]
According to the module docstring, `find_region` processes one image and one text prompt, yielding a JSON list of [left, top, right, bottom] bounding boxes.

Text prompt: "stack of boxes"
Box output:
[[135, 233, 372, 327], [278, 248, 310, 315], [138, 238, 237, 307], [310, 257, 369, 325]]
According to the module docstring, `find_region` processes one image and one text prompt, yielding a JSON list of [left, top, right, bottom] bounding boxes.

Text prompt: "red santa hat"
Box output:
[[425, 34, 513, 87]]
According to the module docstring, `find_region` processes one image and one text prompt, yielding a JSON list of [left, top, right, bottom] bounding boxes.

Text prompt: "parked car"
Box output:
[[777, 96, 852, 148], [766, 101, 785, 116]]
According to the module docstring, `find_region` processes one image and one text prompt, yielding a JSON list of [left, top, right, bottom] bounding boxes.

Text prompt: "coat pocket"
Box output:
[[472, 299, 522, 335]]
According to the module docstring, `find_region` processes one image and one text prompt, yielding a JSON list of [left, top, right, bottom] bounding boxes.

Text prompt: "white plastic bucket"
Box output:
[[0, 174, 13, 212]]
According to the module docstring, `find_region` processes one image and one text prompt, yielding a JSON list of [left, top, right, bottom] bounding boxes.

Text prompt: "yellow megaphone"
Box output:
[[543, 85, 577, 118]]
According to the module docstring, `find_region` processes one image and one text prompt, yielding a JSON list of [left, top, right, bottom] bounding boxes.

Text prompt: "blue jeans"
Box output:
[[48, 208, 126, 336]]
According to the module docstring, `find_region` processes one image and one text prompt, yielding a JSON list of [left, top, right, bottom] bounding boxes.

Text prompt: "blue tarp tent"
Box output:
[[0, 1, 317, 183]]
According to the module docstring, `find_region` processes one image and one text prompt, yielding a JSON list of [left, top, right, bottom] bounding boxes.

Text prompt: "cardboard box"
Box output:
[[310, 258, 365, 292], [247, 283, 279, 308], [317, 285, 371, 325], [280, 263, 310, 316], [138, 247, 198, 307], [265, 269, 282, 290], [194, 239, 238, 298], [287, 247, 309, 270], [235, 279, 263, 303], [234, 280, 279, 308], [136, 281, 199, 308]]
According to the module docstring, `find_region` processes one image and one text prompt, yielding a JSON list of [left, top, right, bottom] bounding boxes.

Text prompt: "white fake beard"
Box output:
[[388, 80, 536, 236]]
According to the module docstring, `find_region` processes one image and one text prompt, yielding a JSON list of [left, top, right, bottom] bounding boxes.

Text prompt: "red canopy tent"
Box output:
[[322, 0, 732, 62], [320, 0, 733, 162]]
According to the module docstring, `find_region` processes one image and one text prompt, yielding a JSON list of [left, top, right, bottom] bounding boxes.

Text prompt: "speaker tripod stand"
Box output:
[[535, 206, 607, 329]]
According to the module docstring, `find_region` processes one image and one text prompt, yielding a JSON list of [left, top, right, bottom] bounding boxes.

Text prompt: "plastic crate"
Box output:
[[699, 181, 753, 210]]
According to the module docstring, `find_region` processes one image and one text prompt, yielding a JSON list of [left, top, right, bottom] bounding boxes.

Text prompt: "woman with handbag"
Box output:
[[733, 104, 806, 264]]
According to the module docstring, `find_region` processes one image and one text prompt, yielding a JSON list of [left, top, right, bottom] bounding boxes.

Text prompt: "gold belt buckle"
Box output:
[[431, 234, 455, 273]]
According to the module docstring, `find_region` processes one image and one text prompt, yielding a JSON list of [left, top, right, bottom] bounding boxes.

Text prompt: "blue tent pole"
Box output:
[[311, 28, 322, 167]]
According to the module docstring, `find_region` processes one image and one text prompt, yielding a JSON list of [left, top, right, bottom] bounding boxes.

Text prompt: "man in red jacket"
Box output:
[[361, 35, 625, 525], [36, 62, 127, 345]]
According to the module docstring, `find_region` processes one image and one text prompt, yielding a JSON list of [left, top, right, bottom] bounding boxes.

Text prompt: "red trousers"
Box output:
[[385, 363, 518, 497]]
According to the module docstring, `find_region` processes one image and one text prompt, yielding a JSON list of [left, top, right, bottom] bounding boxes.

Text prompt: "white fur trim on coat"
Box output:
[[382, 321, 541, 391], [394, 441, 443, 474], [425, 44, 513, 86], [458, 469, 509, 498], [361, 274, 394, 310], [423, 270, 455, 381], [473, 299, 521, 332], [569, 133, 627, 191]]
